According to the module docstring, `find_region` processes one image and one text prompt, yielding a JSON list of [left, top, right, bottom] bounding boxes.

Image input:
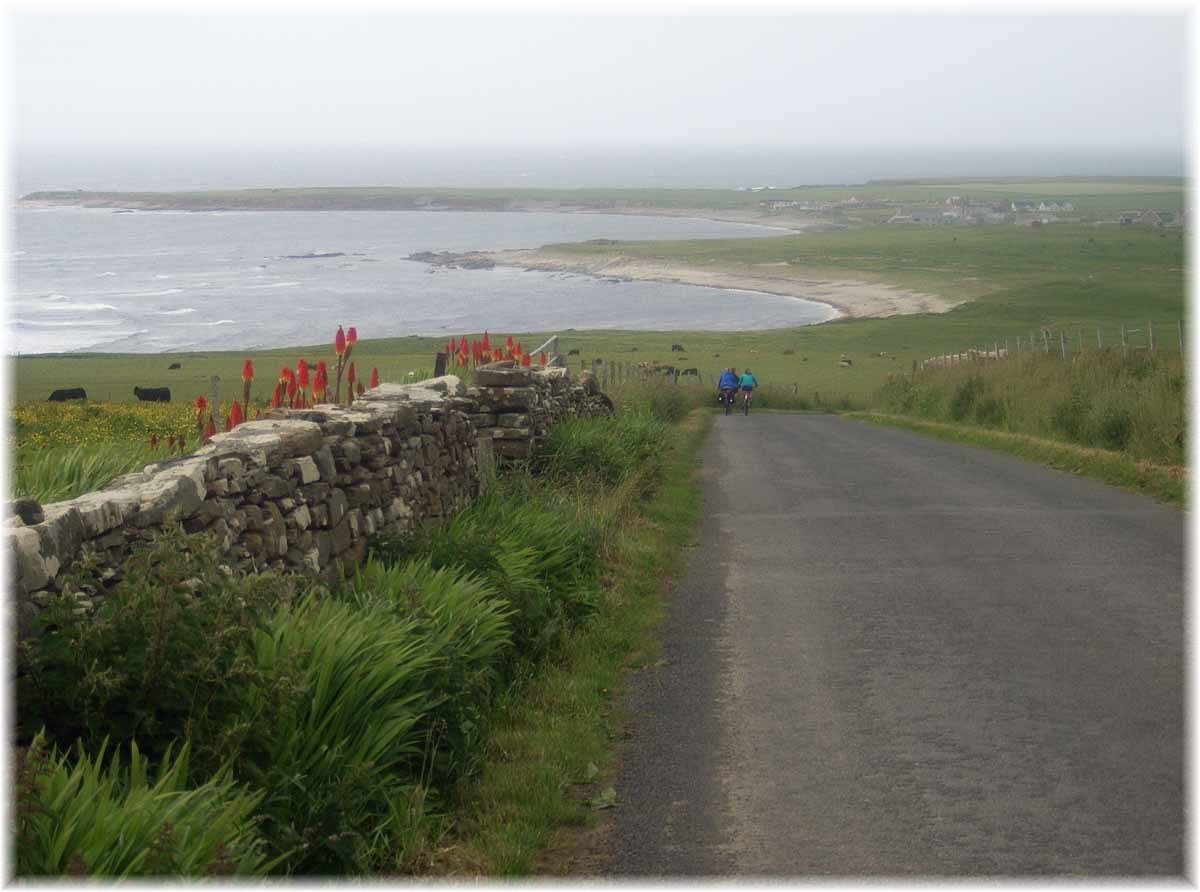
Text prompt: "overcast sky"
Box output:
[[9, 6, 1187, 154]]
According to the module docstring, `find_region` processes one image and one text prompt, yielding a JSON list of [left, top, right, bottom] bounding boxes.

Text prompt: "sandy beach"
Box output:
[[489, 248, 963, 319]]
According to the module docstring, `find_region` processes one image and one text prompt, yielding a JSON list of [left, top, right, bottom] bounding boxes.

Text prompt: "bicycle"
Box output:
[[719, 387, 737, 415], [741, 389, 753, 416]]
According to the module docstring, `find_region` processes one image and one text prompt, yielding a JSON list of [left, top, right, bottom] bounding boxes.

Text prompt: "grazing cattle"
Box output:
[[567, 349, 580, 356], [133, 386, 171, 402], [168, 362, 182, 370], [671, 344, 685, 352], [47, 388, 86, 402]]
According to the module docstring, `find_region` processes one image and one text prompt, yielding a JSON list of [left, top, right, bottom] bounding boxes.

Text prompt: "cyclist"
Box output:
[[739, 367, 758, 413], [717, 367, 739, 409]]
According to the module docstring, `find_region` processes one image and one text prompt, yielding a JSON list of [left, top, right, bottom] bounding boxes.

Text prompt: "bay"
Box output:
[[11, 206, 835, 355]]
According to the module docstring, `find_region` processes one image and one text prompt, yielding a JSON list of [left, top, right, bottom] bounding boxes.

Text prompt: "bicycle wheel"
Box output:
[[743, 393, 750, 416]]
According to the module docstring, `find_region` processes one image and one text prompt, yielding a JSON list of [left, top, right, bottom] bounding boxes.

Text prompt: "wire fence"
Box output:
[[920, 319, 1185, 370]]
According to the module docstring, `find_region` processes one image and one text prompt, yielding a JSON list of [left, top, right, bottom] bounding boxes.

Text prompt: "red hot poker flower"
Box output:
[[297, 360, 309, 390], [279, 366, 291, 386], [369, 367, 379, 388], [271, 384, 282, 408], [194, 395, 208, 416], [347, 362, 356, 385], [335, 326, 347, 357], [229, 401, 245, 428], [242, 359, 254, 383], [346, 327, 357, 347], [521, 353, 532, 368], [540, 352, 547, 367]]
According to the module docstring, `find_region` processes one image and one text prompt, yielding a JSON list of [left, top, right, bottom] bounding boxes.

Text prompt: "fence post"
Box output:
[[1149, 320, 1155, 354], [1178, 319, 1184, 352], [1016, 336, 1021, 360], [1043, 329, 1050, 354], [1097, 327, 1102, 349], [1121, 323, 1128, 357], [1060, 329, 1067, 360], [1078, 329, 1083, 353]]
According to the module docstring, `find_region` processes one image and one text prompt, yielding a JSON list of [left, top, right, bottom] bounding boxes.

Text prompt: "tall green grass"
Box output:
[[535, 411, 668, 485], [13, 442, 161, 503], [16, 734, 270, 877], [875, 349, 1185, 465]]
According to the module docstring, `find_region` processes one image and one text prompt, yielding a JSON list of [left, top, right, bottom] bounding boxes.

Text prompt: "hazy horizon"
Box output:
[[14, 145, 1187, 195]]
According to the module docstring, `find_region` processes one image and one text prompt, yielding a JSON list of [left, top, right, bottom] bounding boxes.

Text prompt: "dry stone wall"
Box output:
[[8, 364, 611, 639]]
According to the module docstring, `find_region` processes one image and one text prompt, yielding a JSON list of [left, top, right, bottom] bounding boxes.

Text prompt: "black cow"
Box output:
[[47, 388, 86, 402], [671, 343, 685, 352], [168, 362, 182, 370], [567, 349, 581, 356], [134, 386, 171, 402]]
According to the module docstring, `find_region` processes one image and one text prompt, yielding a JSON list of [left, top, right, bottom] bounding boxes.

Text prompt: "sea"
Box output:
[[11, 206, 835, 355]]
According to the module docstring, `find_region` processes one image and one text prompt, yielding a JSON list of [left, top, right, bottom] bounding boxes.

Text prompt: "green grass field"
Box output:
[[23, 176, 1185, 216]]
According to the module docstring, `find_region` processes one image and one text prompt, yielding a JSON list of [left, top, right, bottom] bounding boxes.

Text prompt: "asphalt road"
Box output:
[[607, 413, 1184, 877]]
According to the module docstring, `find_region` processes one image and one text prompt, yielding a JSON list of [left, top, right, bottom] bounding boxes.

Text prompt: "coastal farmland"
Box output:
[[13, 215, 1185, 405]]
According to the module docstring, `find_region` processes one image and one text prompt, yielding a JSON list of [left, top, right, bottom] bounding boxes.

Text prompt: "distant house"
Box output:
[[763, 199, 799, 210], [910, 208, 946, 224], [1121, 209, 1163, 226]]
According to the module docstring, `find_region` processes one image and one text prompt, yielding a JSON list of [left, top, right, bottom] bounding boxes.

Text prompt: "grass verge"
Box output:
[[421, 409, 710, 876], [847, 412, 1185, 508]]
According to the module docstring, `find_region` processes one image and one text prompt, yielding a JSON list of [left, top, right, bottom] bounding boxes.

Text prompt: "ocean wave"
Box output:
[[25, 301, 119, 313], [114, 288, 185, 297], [13, 318, 126, 328], [155, 307, 197, 316], [206, 319, 235, 326], [98, 271, 117, 277], [245, 281, 302, 289]]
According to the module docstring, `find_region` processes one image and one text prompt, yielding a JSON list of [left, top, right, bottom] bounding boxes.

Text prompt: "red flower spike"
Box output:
[[506, 335, 514, 349], [335, 326, 347, 357], [297, 360, 309, 390], [521, 353, 532, 368], [229, 401, 245, 428], [194, 395, 207, 415], [347, 362, 356, 385], [279, 366, 291, 386], [540, 351, 547, 367], [242, 359, 254, 383], [346, 326, 358, 347], [202, 415, 216, 441], [356, 382, 365, 396], [271, 384, 281, 408], [150, 433, 158, 449], [369, 367, 379, 388]]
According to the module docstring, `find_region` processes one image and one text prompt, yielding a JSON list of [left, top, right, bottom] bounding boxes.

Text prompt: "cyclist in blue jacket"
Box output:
[[739, 368, 758, 391], [718, 367, 739, 393]]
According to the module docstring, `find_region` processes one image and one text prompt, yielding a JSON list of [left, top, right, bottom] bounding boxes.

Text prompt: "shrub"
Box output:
[[949, 375, 987, 421], [238, 597, 443, 874], [535, 412, 667, 486], [346, 557, 514, 784], [16, 733, 270, 877], [16, 527, 294, 777], [370, 481, 603, 662]]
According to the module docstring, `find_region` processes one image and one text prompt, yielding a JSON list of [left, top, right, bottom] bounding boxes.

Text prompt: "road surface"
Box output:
[[607, 414, 1184, 877]]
